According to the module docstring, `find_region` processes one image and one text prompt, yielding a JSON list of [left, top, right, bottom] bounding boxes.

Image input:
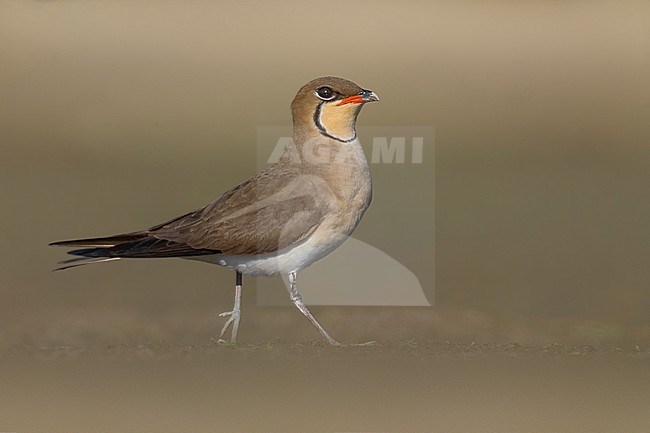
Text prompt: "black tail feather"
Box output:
[[50, 233, 221, 270], [66, 236, 220, 259], [49, 232, 147, 248], [53, 256, 121, 271]]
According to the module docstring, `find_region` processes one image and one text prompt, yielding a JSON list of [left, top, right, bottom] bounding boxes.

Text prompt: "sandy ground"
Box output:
[[1, 338, 648, 433]]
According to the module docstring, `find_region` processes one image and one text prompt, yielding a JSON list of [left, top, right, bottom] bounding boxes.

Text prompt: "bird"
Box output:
[[50, 76, 379, 346]]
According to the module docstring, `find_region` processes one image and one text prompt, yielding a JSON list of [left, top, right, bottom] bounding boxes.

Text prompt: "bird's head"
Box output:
[[291, 76, 379, 143]]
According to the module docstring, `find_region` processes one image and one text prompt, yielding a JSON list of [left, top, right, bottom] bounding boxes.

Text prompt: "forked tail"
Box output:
[[50, 232, 220, 270]]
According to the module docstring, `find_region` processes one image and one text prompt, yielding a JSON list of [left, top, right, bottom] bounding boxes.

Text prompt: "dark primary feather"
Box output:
[[66, 236, 221, 258], [49, 232, 147, 248], [50, 231, 219, 266], [51, 233, 220, 271]]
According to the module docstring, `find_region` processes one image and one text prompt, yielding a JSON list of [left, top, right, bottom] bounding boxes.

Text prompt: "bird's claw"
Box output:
[[218, 309, 241, 343]]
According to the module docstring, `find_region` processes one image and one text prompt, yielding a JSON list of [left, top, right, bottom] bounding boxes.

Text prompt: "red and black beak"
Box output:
[[337, 89, 380, 106]]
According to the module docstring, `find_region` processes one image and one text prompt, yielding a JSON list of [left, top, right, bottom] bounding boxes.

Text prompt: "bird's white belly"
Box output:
[[189, 230, 349, 277]]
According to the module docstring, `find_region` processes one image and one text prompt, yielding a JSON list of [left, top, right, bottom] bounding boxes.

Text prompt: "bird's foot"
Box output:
[[218, 309, 241, 344]]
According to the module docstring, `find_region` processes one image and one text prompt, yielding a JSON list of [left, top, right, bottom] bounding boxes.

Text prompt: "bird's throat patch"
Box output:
[[315, 101, 360, 142]]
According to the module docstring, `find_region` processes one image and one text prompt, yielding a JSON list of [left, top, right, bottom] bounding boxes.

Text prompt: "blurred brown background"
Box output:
[[0, 2, 649, 431], [2, 0, 648, 344]]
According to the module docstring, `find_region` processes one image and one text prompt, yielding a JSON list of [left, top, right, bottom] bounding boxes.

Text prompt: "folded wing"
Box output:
[[51, 168, 330, 269]]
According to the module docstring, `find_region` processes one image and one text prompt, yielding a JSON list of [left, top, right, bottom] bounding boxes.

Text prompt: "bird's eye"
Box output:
[[316, 86, 335, 101]]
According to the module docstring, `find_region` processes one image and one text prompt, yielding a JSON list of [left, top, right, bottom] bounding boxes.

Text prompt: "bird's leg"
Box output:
[[218, 271, 242, 344], [287, 272, 341, 346]]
